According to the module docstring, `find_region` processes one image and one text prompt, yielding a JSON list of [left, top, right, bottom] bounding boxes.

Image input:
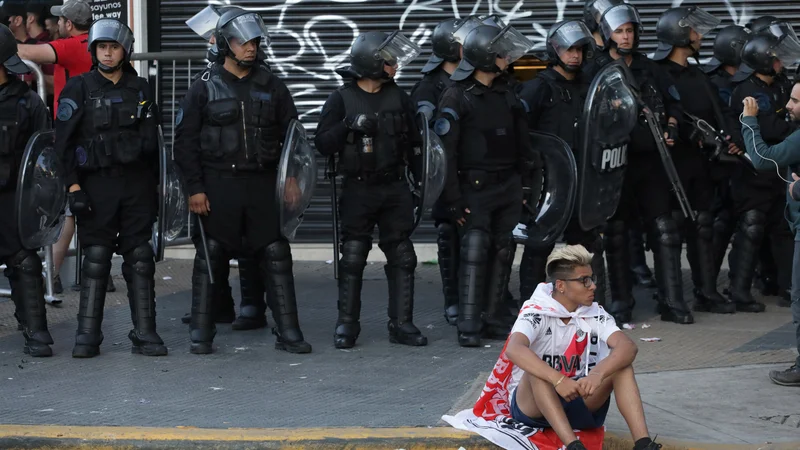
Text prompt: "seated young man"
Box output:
[[505, 245, 660, 450]]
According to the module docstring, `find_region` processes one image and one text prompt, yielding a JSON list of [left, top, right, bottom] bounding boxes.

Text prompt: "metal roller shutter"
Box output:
[[152, 0, 799, 243]]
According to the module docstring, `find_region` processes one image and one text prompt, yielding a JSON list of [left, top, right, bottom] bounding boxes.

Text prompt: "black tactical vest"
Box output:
[[79, 71, 152, 168], [199, 65, 280, 167], [337, 81, 410, 176], [0, 83, 31, 190], [457, 81, 522, 170], [532, 69, 586, 150]]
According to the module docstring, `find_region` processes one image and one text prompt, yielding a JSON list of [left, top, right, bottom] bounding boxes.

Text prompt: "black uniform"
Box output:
[[315, 79, 427, 349], [0, 77, 52, 356], [174, 62, 311, 354], [56, 66, 166, 357], [517, 67, 606, 305], [659, 59, 737, 313], [728, 74, 795, 310], [410, 67, 459, 325], [435, 76, 533, 346], [587, 51, 693, 324]]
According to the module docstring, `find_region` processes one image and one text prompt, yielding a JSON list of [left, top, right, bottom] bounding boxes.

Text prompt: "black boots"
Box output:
[[689, 212, 735, 314], [652, 216, 693, 324], [122, 245, 167, 356], [7, 250, 53, 357], [605, 220, 635, 324], [74, 246, 114, 358], [385, 263, 427, 346], [334, 240, 369, 349], [437, 223, 460, 326], [727, 211, 767, 313], [260, 241, 311, 354], [458, 230, 490, 347], [231, 255, 268, 330]]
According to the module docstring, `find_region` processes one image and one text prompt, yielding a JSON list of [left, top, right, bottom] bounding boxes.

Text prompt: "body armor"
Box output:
[[200, 65, 281, 168], [531, 69, 585, 150], [0, 81, 32, 190]]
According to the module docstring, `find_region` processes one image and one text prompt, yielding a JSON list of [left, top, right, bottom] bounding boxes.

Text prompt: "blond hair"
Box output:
[[545, 245, 594, 281]]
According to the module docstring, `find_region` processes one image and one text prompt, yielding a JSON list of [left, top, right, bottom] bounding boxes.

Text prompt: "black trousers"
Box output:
[[0, 189, 24, 259], [339, 178, 414, 246], [75, 167, 157, 254]]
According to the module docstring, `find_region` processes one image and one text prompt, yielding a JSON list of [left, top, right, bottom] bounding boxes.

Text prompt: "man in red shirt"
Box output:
[[17, 0, 92, 118]]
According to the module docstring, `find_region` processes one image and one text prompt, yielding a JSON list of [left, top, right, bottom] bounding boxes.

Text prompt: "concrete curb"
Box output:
[[0, 425, 797, 450]]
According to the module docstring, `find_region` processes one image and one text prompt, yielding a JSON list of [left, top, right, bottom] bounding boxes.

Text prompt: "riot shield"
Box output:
[[413, 112, 446, 229], [514, 131, 577, 249], [15, 130, 66, 249], [576, 60, 638, 231], [276, 119, 318, 240], [152, 125, 188, 262]]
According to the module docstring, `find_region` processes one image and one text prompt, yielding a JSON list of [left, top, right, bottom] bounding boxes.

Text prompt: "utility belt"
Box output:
[[202, 163, 276, 179], [79, 162, 149, 178], [343, 167, 405, 185], [458, 168, 517, 189]]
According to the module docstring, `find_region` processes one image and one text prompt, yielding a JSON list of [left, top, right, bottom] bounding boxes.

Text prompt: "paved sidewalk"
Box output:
[[0, 258, 796, 447]]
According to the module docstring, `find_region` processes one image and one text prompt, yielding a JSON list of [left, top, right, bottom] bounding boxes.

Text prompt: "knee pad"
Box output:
[[340, 239, 370, 276], [491, 234, 514, 266], [123, 244, 155, 278], [8, 249, 43, 276], [437, 222, 457, 245], [695, 211, 714, 240], [261, 240, 293, 274], [195, 238, 227, 275], [83, 245, 114, 280], [603, 220, 626, 251], [385, 239, 417, 271], [741, 210, 766, 242], [653, 215, 681, 248], [461, 229, 490, 265]]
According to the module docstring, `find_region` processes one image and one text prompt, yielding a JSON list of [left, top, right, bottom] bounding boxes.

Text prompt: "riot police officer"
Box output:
[[411, 18, 461, 325], [435, 24, 535, 346], [582, 0, 626, 50], [0, 24, 53, 356], [726, 32, 800, 313], [315, 31, 427, 349], [174, 10, 311, 354], [652, 7, 738, 315], [55, 19, 166, 357], [588, 3, 692, 324], [181, 4, 270, 330], [517, 21, 605, 305], [702, 25, 750, 293]]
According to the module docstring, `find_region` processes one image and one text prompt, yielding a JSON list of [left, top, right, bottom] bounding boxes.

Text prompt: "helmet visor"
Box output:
[[768, 22, 799, 42], [550, 21, 594, 58], [378, 31, 421, 70], [479, 14, 507, 29], [589, 0, 627, 25], [223, 13, 270, 46], [599, 4, 640, 40], [453, 17, 483, 44], [490, 25, 534, 65], [774, 34, 800, 65], [88, 19, 134, 53], [186, 6, 221, 40], [679, 8, 721, 36]]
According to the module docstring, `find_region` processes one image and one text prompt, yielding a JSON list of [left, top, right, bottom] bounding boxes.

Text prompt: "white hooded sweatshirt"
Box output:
[[508, 283, 620, 396]]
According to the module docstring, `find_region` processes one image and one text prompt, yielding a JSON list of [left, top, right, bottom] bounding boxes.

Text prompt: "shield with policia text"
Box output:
[[152, 125, 188, 262], [514, 131, 577, 248], [576, 59, 638, 231], [15, 130, 66, 249], [277, 119, 318, 240], [413, 112, 447, 229]]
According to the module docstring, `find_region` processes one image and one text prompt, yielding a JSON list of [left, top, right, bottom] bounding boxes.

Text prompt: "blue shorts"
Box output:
[[510, 383, 610, 430]]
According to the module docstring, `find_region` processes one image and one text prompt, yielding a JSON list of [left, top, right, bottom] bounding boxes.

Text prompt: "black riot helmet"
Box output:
[[451, 24, 533, 81], [652, 6, 720, 61], [336, 31, 420, 80], [747, 16, 778, 34], [0, 24, 30, 74], [88, 19, 135, 73], [583, 0, 626, 33], [215, 9, 270, 67], [421, 18, 461, 73], [703, 25, 750, 73], [598, 3, 642, 55], [546, 20, 595, 73], [740, 33, 800, 76]]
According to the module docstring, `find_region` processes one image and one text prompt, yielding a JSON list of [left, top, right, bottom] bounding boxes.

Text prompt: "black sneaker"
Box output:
[[769, 364, 800, 386]]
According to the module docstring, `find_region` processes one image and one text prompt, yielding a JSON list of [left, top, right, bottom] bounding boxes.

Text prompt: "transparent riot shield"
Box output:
[[15, 130, 66, 249], [413, 112, 446, 229], [276, 119, 318, 240]]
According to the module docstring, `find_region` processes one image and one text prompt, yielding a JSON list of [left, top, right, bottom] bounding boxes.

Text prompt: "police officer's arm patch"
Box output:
[[434, 117, 450, 136], [56, 98, 78, 122], [754, 92, 771, 112], [176, 107, 184, 126], [668, 85, 681, 101]]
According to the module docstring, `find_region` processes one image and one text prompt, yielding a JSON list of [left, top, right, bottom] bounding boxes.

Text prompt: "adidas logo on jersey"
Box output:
[[545, 327, 552, 336]]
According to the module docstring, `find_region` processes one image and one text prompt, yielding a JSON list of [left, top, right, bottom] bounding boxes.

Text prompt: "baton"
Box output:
[[196, 214, 214, 285], [327, 156, 340, 280]]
